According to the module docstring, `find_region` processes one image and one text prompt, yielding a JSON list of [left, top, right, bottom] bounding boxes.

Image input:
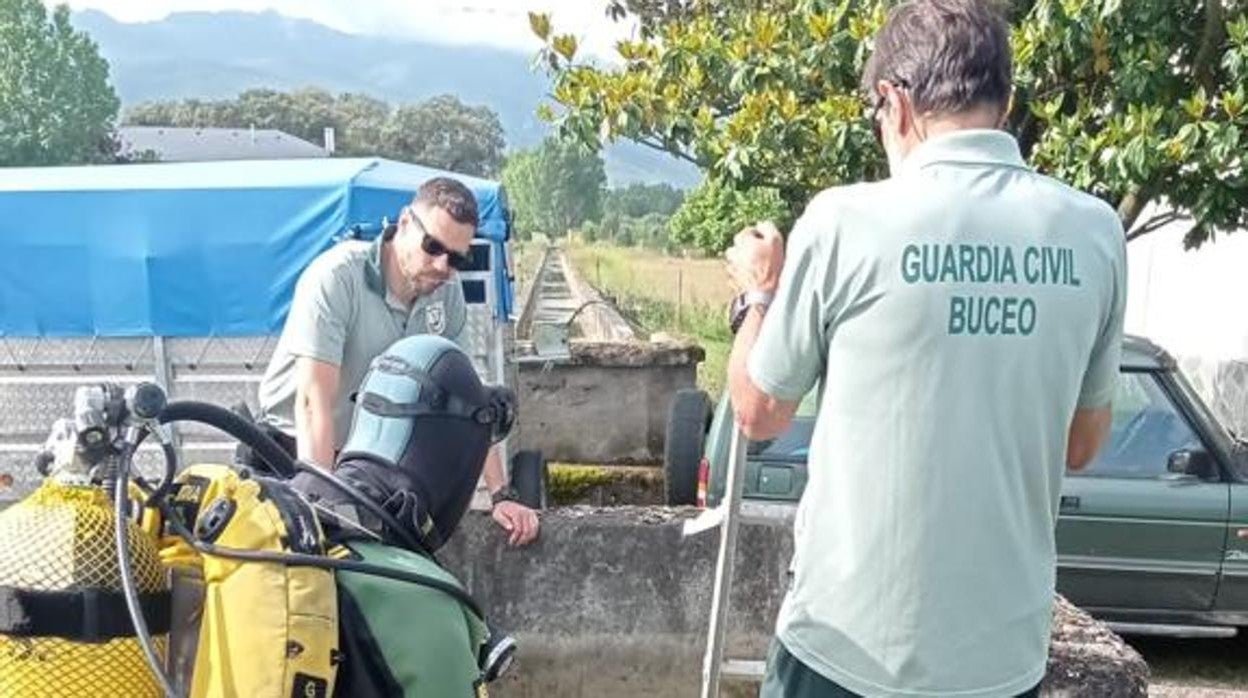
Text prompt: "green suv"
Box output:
[[664, 335, 1248, 636]]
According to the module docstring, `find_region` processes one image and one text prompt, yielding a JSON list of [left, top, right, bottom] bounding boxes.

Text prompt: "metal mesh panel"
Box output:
[[167, 379, 263, 441], [0, 379, 151, 438], [165, 337, 275, 370], [0, 482, 167, 697], [463, 305, 495, 379], [0, 338, 156, 372]]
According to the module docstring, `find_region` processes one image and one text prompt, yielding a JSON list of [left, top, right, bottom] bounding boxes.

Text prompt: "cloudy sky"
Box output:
[[47, 0, 638, 57]]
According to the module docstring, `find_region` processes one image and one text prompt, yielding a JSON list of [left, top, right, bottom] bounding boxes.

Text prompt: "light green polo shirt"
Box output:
[[258, 234, 467, 449], [749, 130, 1127, 696]]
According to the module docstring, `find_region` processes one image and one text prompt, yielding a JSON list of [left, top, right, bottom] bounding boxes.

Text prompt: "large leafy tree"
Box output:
[[669, 179, 790, 253], [502, 137, 607, 237], [533, 0, 1248, 249], [380, 95, 506, 177], [604, 181, 686, 218], [0, 0, 121, 166]]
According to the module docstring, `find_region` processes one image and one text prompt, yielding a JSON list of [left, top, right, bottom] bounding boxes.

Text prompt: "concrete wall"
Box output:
[[513, 341, 704, 464], [439, 506, 1149, 698]]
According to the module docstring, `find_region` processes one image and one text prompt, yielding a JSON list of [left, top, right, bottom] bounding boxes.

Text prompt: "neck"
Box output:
[[913, 105, 1003, 141], [380, 239, 415, 305]]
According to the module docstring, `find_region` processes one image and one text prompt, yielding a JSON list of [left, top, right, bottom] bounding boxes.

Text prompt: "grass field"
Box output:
[[567, 242, 735, 398]]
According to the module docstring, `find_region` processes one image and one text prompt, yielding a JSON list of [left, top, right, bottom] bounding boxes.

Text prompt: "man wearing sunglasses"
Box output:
[[257, 176, 540, 547], [723, 0, 1127, 696]]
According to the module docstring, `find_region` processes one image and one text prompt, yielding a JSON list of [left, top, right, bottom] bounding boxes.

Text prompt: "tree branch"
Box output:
[[635, 136, 706, 167], [1116, 182, 1159, 232], [1193, 0, 1226, 95], [1126, 211, 1189, 242]]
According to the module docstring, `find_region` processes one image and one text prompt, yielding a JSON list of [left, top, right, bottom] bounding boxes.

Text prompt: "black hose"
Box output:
[[292, 460, 427, 554], [154, 496, 483, 619], [158, 401, 296, 478], [137, 403, 484, 618], [114, 441, 179, 698], [129, 428, 179, 507], [156, 399, 429, 556]]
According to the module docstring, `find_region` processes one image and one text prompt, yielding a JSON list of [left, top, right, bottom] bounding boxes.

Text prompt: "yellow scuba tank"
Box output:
[[0, 480, 168, 698]]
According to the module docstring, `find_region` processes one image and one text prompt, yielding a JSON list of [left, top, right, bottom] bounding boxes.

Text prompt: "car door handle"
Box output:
[[1060, 495, 1081, 512]]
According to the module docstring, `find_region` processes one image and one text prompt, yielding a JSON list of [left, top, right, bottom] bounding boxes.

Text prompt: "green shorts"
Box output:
[[759, 639, 1041, 698]]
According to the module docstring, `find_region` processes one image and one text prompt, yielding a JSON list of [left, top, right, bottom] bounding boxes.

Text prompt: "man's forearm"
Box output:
[[295, 391, 336, 468], [729, 307, 793, 440], [482, 444, 506, 493]]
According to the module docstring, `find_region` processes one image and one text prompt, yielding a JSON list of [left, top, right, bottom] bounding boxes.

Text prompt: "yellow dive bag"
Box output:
[[157, 463, 339, 698]]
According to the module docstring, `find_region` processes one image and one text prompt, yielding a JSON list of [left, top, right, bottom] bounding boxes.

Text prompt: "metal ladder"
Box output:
[[682, 424, 766, 697]]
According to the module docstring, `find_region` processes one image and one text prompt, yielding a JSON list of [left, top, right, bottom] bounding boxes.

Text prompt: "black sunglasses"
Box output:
[[408, 208, 472, 271]]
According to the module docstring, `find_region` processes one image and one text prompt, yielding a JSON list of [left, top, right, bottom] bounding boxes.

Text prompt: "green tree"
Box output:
[[534, 0, 1248, 248], [381, 94, 506, 177], [603, 182, 686, 219], [334, 92, 391, 156], [501, 137, 607, 237], [669, 179, 791, 253], [501, 149, 542, 236], [0, 0, 121, 166], [124, 91, 506, 176]]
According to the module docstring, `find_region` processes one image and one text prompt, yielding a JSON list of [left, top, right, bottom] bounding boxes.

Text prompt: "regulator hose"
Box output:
[[157, 401, 296, 478], [145, 401, 482, 614], [114, 440, 179, 698], [155, 400, 426, 553]]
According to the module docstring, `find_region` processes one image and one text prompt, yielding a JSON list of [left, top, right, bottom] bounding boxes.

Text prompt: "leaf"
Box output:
[[528, 12, 551, 41], [1223, 88, 1245, 119], [1182, 89, 1208, 120], [553, 35, 579, 61]]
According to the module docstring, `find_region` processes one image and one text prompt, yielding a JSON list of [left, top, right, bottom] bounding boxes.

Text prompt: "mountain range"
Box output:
[[70, 9, 701, 188]]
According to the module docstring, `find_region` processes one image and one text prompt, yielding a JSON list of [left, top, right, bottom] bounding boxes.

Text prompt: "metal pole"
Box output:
[[152, 336, 180, 448], [700, 424, 748, 698]]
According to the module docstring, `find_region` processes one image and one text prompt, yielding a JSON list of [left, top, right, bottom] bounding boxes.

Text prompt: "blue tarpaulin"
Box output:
[[0, 158, 513, 337]]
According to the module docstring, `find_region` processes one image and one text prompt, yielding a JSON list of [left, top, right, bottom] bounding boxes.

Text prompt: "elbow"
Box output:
[[1066, 438, 1102, 472], [1066, 449, 1093, 472]]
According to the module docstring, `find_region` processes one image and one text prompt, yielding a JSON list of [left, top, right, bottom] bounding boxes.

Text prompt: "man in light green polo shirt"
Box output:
[[258, 177, 539, 546], [724, 1, 1127, 695]]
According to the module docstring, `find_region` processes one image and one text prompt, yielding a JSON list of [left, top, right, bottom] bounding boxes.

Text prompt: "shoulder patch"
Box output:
[[425, 300, 447, 334]]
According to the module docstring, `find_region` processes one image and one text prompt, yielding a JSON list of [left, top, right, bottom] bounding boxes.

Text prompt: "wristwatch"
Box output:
[[729, 290, 774, 334], [491, 485, 521, 508]]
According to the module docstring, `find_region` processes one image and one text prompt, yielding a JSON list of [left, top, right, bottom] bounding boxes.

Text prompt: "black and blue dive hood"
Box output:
[[299, 334, 515, 553]]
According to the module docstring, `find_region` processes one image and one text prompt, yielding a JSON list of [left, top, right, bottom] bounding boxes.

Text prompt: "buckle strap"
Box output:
[[0, 586, 171, 643]]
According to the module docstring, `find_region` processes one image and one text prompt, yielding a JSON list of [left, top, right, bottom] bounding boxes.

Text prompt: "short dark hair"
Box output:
[[414, 177, 479, 227], [861, 0, 1012, 117]]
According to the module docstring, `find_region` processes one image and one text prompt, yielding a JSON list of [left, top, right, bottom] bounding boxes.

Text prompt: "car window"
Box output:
[[1074, 372, 1203, 480]]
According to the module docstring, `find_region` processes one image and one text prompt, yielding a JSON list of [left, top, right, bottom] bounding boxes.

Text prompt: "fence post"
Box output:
[[677, 269, 684, 330]]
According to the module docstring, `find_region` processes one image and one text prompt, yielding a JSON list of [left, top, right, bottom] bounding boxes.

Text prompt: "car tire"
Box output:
[[510, 449, 548, 510], [665, 389, 711, 506]]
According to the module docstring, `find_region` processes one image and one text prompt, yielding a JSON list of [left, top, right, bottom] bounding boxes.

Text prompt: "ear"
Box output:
[[880, 81, 911, 137]]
